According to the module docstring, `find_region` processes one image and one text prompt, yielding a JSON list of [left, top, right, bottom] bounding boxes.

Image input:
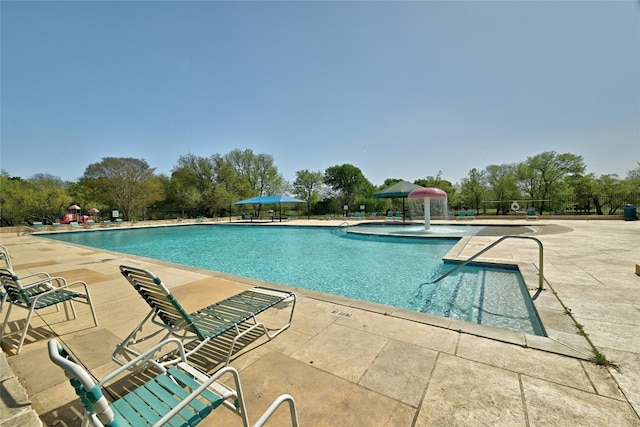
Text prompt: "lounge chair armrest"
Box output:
[[38, 278, 91, 292], [98, 338, 187, 387], [17, 272, 51, 281], [20, 275, 65, 290], [60, 279, 91, 291], [48, 339, 97, 391], [254, 394, 300, 427]]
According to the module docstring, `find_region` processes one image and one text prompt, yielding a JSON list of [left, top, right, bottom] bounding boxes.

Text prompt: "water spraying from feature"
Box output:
[[408, 187, 448, 230]]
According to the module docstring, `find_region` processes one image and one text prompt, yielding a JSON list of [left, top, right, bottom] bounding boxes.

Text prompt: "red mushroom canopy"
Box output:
[[408, 187, 447, 199]]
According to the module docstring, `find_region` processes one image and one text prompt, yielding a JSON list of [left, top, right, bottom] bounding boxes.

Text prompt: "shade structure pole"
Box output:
[[424, 198, 431, 230], [402, 198, 405, 222]]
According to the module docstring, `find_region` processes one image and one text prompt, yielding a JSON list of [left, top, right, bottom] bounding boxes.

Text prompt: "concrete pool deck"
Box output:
[[1, 219, 639, 426]]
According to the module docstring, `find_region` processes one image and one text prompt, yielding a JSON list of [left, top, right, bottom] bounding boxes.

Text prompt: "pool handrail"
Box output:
[[430, 235, 544, 297]]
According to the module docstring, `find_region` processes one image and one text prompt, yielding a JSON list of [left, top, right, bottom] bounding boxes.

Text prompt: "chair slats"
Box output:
[[33, 289, 80, 309], [166, 366, 224, 407], [121, 390, 163, 425], [152, 375, 209, 425], [151, 372, 213, 423], [134, 383, 195, 427], [111, 395, 153, 426]]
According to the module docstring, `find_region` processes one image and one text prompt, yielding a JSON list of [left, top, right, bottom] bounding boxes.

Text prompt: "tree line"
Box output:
[[1, 149, 638, 226]]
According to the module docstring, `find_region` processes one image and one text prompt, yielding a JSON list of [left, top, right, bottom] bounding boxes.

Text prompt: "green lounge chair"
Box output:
[[457, 209, 474, 220], [49, 338, 300, 427], [113, 265, 296, 366], [0, 268, 98, 354]]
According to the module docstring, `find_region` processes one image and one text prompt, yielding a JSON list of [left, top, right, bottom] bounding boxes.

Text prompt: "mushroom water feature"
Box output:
[[408, 187, 448, 230]]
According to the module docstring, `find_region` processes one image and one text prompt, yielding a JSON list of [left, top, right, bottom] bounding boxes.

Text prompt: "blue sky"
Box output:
[[2, 1, 639, 187]]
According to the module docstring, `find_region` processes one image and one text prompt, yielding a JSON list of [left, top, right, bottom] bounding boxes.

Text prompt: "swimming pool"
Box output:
[[41, 224, 545, 335]]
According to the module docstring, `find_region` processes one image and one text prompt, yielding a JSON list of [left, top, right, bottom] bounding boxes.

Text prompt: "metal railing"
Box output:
[[330, 221, 351, 235], [430, 235, 544, 295]]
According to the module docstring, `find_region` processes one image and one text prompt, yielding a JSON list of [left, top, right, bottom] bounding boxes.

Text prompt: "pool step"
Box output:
[[419, 267, 544, 335]]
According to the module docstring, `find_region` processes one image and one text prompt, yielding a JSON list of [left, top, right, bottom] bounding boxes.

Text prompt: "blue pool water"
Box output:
[[42, 224, 545, 335]]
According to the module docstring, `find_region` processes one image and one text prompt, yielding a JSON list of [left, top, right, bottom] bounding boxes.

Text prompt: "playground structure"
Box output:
[[60, 213, 89, 224], [58, 205, 100, 224]]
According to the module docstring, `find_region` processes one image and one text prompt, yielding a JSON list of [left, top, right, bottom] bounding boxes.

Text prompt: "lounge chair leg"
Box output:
[[112, 309, 155, 364], [83, 287, 99, 327], [254, 394, 300, 427], [16, 307, 36, 354], [0, 303, 13, 342], [64, 300, 78, 321]]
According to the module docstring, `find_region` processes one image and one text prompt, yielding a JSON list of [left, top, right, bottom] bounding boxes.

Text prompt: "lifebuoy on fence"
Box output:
[[511, 201, 520, 212]]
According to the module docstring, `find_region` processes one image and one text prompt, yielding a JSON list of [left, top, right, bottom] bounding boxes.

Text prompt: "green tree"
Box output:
[[169, 153, 239, 217], [0, 171, 29, 225], [592, 174, 628, 215], [225, 149, 285, 217], [226, 149, 284, 197], [324, 164, 372, 215], [293, 169, 325, 219], [81, 157, 164, 220], [25, 174, 72, 223], [484, 164, 520, 215], [0, 172, 71, 225], [565, 173, 597, 214], [626, 162, 640, 187], [414, 171, 455, 196], [458, 168, 488, 214], [414, 171, 456, 206], [516, 151, 585, 215], [66, 179, 107, 219]]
